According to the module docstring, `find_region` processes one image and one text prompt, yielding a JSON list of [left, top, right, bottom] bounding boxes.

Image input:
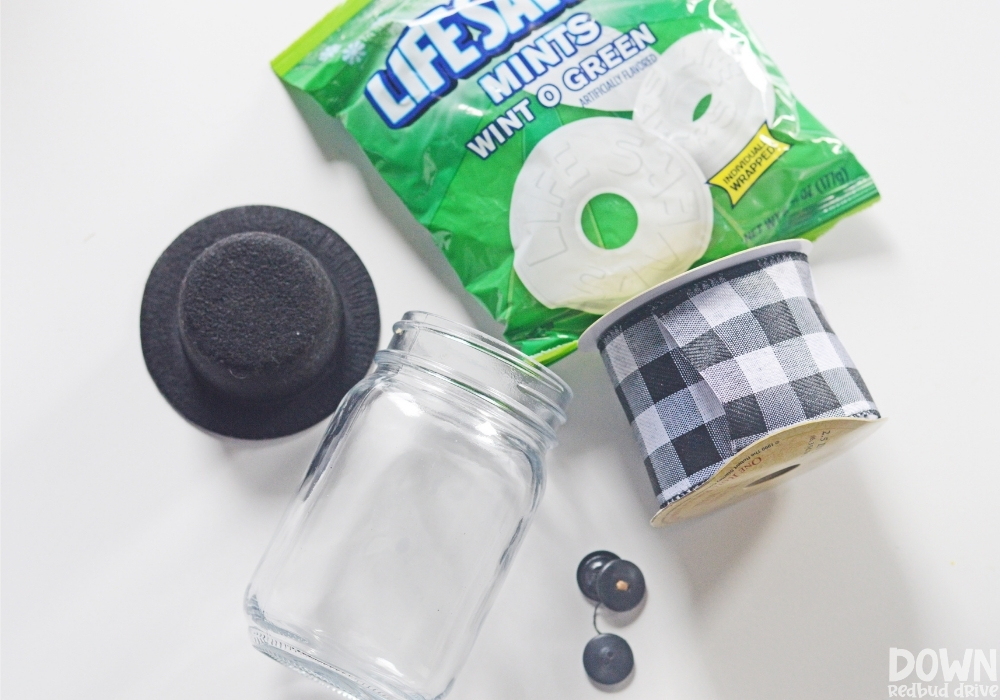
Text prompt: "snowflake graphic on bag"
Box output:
[[341, 40, 365, 65], [317, 43, 341, 62]]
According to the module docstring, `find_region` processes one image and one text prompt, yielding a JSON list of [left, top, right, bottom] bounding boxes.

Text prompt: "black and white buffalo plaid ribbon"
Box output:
[[597, 251, 879, 507]]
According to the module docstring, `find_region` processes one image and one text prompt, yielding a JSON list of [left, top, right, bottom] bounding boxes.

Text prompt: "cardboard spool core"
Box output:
[[651, 416, 885, 526]]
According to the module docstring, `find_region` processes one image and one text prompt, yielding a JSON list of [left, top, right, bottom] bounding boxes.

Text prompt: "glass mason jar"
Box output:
[[245, 312, 572, 700]]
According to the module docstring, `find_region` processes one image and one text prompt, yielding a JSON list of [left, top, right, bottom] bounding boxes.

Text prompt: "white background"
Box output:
[[3, 0, 999, 697]]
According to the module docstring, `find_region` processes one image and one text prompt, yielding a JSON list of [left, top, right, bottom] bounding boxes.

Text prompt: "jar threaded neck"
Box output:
[[376, 312, 572, 438]]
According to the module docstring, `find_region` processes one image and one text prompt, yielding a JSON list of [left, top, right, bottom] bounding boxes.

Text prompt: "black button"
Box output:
[[583, 634, 634, 685], [596, 559, 645, 612], [576, 551, 619, 602]]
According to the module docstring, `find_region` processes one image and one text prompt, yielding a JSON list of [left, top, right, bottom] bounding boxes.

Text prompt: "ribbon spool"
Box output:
[[579, 241, 883, 524]]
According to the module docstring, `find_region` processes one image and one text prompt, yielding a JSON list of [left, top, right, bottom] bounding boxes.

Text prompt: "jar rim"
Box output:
[[398, 312, 570, 392], [383, 312, 573, 435]]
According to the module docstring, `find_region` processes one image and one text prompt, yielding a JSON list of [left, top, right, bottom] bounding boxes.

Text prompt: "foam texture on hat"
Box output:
[[140, 206, 380, 439]]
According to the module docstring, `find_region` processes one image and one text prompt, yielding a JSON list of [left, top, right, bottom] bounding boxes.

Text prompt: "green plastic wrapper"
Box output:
[[274, 0, 879, 363]]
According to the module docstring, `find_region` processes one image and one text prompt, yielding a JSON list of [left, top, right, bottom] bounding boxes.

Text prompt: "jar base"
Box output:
[[249, 625, 400, 700]]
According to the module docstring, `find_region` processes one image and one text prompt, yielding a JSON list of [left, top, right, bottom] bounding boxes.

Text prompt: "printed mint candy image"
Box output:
[[633, 29, 776, 178], [509, 117, 712, 314]]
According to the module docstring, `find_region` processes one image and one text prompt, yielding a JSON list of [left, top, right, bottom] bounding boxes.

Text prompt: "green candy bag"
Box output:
[[274, 0, 878, 363]]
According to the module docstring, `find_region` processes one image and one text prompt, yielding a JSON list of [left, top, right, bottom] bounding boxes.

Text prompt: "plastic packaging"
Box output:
[[274, 0, 879, 362]]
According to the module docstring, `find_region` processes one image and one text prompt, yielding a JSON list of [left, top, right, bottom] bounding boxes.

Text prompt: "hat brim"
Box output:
[[140, 206, 380, 440]]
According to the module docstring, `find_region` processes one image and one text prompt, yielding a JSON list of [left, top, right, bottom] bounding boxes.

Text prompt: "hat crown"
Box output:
[[177, 232, 343, 401]]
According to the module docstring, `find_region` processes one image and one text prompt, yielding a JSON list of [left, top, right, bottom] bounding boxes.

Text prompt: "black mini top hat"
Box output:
[[140, 205, 380, 439]]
